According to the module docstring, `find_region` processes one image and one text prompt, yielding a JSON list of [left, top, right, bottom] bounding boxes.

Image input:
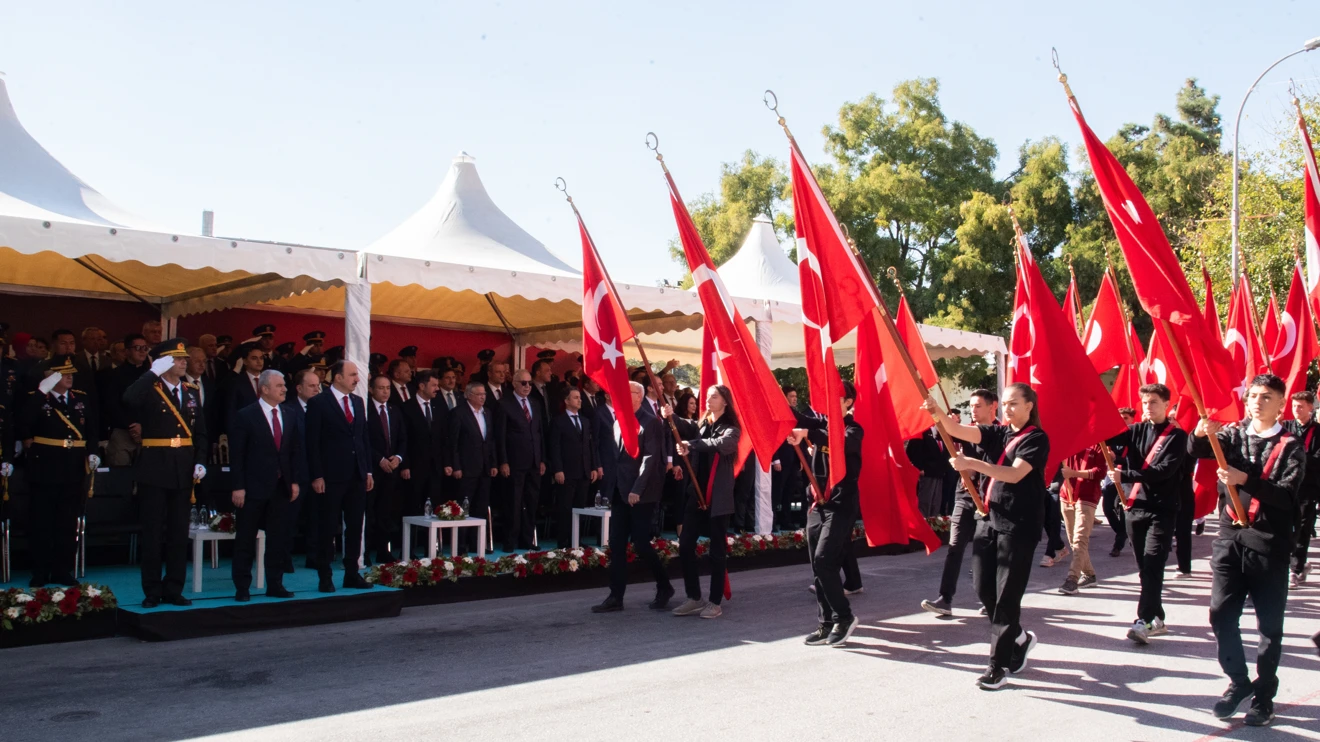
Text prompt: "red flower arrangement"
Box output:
[[434, 500, 465, 521], [2, 583, 118, 630], [209, 513, 236, 534]]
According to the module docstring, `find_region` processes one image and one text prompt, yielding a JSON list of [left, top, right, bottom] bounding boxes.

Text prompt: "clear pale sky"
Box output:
[[3, 1, 1317, 286]]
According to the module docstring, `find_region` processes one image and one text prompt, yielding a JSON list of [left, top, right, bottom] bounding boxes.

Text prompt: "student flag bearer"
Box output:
[[1190, 374, 1304, 727]]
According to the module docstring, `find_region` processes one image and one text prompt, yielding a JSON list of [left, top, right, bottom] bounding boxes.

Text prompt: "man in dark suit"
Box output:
[[400, 369, 449, 522], [450, 381, 498, 553], [498, 369, 546, 552], [228, 369, 304, 601], [593, 381, 673, 613], [548, 388, 600, 547], [184, 346, 220, 470], [387, 359, 413, 406], [100, 333, 149, 466], [283, 368, 320, 573], [366, 374, 407, 565], [227, 343, 265, 434], [595, 392, 619, 513], [124, 339, 209, 607], [305, 360, 374, 591]]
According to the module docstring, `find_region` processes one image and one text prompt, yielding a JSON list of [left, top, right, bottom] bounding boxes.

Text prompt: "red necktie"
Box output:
[[520, 396, 531, 422], [271, 408, 282, 450], [342, 394, 354, 424], [379, 404, 390, 448]]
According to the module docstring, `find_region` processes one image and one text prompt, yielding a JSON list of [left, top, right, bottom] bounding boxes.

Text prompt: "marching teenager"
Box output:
[[666, 385, 741, 620], [928, 382, 1049, 690], [921, 388, 999, 617], [1191, 374, 1305, 727], [1285, 391, 1320, 588], [1057, 442, 1106, 594], [1102, 407, 1138, 557], [790, 380, 863, 648], [1106, 383, 1188, 644]]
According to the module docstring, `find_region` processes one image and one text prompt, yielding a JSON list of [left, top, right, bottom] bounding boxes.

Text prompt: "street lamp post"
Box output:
[[1230, 36, 1320, 279]]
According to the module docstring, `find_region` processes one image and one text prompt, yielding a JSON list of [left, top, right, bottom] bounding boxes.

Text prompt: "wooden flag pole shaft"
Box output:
[[888, 267, 955, 413], [1159, 319, 1249, 526]]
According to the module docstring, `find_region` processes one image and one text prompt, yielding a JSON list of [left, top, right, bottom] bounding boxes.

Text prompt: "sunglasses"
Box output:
[[514, 380, 531, 386]]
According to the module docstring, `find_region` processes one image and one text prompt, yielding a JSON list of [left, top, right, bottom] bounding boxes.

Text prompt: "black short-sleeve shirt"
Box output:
[[978, 424, 1050, 540]]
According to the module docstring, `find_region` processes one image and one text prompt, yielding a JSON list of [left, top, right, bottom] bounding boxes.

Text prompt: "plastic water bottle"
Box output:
[[423, 498, 434, 518], [594, 493, 604, 509], [461, 497, 470, 516]]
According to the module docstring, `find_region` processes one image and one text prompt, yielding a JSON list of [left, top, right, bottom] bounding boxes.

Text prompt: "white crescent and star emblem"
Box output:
[[584, 280, 624, 368], [1121, 200, 1142, 224], [1084, 321, 1103, 355], [1278, 311, 1298, 359]]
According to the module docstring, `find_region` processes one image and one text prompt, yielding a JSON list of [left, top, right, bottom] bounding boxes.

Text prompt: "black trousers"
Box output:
[[554, 477, 590, 548], [938, 497, 979, 603], [808, 501, 856, 624], [456, 474, 491, 553], [366, 471, 402, 559], [139, 484, 192, 599], [1292, 499, 1318, 575], [1209, 539, 1290, 701], [285, 482, 306, 569], [972, 522, 1037, 671], [607, 500, 670, 599], [1101, 481, 1126, 550], [232, 490, 290, 591], [1126, 508, 1174, 623], [678, 495, 729, 604], [1175, 485, 1195, 574], [842, 546, 862, 591], [316, 478, 367, 577], [505, 467, 541, 551], [1043, 491, 1065, 556], [29, 479, 83, 580]]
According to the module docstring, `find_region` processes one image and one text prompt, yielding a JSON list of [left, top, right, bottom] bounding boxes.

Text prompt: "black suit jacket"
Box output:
[[305, 389, 371, 484], [498, 393, 544, 471], [229, 402, 306, 500], [227, 373, 262, 431], [595, 404, 618, 488], [548, 410, 598, 481], [367, 399, 407, 472], [401, 396, 448, 478], [281, 399, 312, 490], [449, 403, 497, 476], [616, 408, 665, 504], [387, 381, 413, 408], [184, 374, 219, 446]]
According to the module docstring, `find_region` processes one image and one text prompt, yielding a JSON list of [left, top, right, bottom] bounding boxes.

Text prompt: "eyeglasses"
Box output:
[[514, 380, 531, 386]]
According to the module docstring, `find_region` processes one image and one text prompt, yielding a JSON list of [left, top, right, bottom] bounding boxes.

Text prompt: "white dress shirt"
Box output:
[[258, 398, 283, 440], [470, 403, 487, 439]]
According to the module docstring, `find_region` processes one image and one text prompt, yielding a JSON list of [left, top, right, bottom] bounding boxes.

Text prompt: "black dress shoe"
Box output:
[[649, 585, 676, 610], [162, 595, 192, 607], [318, 577, 336, 593], [28, 574, 50, 588], [235, 589, 251, 602], [592, 597, 624, 613], [266, 586, 295, 599], [51, 572, 79, 587], [141, 596, 160, 608], [343, 573, 373, 590]]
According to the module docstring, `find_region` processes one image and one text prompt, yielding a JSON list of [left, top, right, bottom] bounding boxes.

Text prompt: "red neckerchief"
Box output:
[[986, 425, 1036, 504], [1124, 421, 1179, 508], [1244, 432, 1293, 524]]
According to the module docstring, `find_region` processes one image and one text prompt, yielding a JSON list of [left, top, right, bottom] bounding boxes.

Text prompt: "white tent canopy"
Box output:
[[0, 77, 354, 318]]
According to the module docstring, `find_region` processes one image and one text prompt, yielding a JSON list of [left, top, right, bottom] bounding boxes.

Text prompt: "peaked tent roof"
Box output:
[[0, 77, 354, 317], [717, 215, 800, 308]]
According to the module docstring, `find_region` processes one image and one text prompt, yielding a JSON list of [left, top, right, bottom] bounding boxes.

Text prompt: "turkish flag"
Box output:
[[1145, 320, 1201, 430], [1273, 264, 1319, 418], [1111, 322, 1145, 412], [1006, 262, 1032, 386], [1012, 236, 1126, 480], [855, 309, 941, 552], [1062, 272, 1082, 338], [1225, 277, 1269, 405], [576, 215, 641, 457], [1298, 104, 1320, 311], [1082, 270, 1129, 373], [667, 176, 795, 472], [794, 198, 848, 492], [1262, 291, 1281, 357], [896, 295, 938, 390], [1068, 95, 1238, 424], [1203, 261, 1223, 343]]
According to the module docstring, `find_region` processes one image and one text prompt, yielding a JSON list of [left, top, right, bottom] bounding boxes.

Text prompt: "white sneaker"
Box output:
[[672, 599, 706, 616], [1147, 617, 1168, 637], [1291, 572, 1304, 589], [807, 584, 816, 594], [844, 586, 865, 596], [1127, 619, 1149, 644], [1172, 570, 1193, 580], [1039, 555, 1056, 568]]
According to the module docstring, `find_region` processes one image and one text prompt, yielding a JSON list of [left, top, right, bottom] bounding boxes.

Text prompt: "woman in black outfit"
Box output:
[[668, 385, 742, 620], [931, 382, 1050, 690]]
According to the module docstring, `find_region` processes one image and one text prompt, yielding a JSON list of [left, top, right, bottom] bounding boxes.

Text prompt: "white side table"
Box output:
[[188, 527, 264, 594], [571, 507, 611, 549], [401, 516, 486, 560]]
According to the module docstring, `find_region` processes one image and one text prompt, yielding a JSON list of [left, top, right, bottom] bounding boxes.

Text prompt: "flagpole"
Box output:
[[1067, 258, 1082, 339], [1240, 266, 1274, 372], [766, 91, 987, 516], [886, 266, 955, 413], [554, 177, 709, 510], [1055, 52, 1250, 526]]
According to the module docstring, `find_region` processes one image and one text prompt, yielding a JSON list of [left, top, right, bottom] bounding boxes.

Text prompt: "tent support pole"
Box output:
[[344, 271, 372, 399], [73, 257, 158, 311], [753, 319, 775, 534], [484, 293, 521, 364]]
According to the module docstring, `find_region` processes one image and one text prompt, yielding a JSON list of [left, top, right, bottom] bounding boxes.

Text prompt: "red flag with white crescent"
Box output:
[[896, 295, 938, 390], [577, 214, 640, 457], [1262, 291, 1281, 356], [1224, 277, 1268, 410], [1273, 264, 1319, 418], [1082, 270, 1129, 373], [1111, 322, 1145, 411], [1297, 103, 1320, 310], [1203, 262, 1223, 343]]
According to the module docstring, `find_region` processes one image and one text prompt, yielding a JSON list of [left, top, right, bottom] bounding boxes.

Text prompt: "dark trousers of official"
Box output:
[[285, 484, 305, 570], [456, 475, 491, 554], [808, 502, 856, 624], [1043, 491, 1065, 557], [554, 478, 590, 548], [367, 472, 403, 561], [232, 490, 290, 591], [972, 522, 1037, 671], [316, 478, 367, 577], [938, 497, 979, 603], [1175, 486, 1195, 574], [1126, 508, 1174, 623], [678, 495, 728, 604], [1292, 500, 1318, 575], [607, 500, 670, 599], [29, 480, 83, 580], [504, 467, 541, 551], [139, 484, 192, 599], [1101, 482, 1126, 551], [1209, 539, 1290, 701]]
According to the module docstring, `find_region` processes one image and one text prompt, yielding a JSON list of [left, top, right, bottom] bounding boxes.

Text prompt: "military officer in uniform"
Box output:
[[125, 339, 209, 607], [19, 355, 97, 587]]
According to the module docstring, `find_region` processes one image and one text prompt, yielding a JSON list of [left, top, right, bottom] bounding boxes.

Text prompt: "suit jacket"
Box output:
[[449, 403, 497, 476], [548, 410, 598, 481], [123, 372, 208, 489], [229, 402, 306, 500], [305, 388, 371, 484], [498, 393, 544, 471], [616, 408, 665, 504], [99, 361, 147, 435], [674, 416, 742, 517], [596, 403, 619, 495], [388, 381, 413, 408], [184, 374, 219, 445], [401, 396, 448, 478], [227, 372, 262, 428], [281, 398, 312, 489], [367, 399, 408, 473]]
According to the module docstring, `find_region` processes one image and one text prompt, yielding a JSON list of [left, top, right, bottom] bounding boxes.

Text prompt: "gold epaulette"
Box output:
[[71, 389, 86, 396], [184, 381, 199, 390]]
